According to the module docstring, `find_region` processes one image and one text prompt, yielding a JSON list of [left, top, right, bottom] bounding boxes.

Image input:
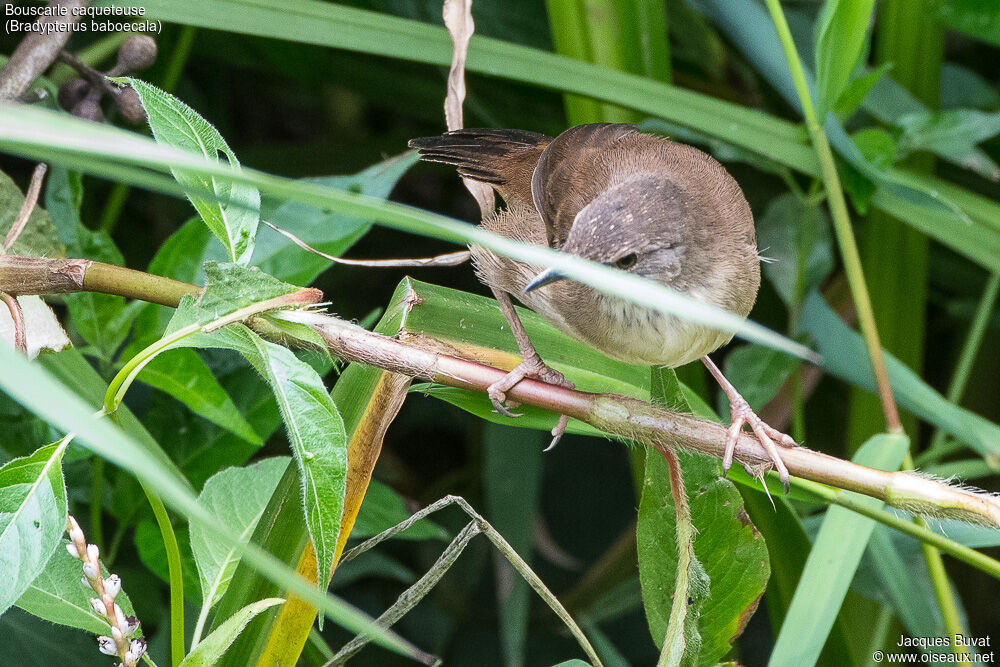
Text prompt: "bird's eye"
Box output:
[[615, 253, 638, 270]]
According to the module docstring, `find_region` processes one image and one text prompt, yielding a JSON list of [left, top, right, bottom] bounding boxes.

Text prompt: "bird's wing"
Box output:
[[530, 123, 639, 248], [408, 128, 552, 205]]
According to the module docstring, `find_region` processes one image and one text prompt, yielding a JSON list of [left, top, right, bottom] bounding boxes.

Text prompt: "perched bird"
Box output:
[[409, 123, 796, 488]]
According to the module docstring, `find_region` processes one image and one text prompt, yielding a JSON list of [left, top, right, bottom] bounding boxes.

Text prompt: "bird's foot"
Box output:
[[487, 352, 575, 450], [720, 391, 797, 494]]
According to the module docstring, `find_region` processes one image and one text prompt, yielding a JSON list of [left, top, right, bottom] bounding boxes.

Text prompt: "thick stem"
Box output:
[[6, 255, 1000, 532]]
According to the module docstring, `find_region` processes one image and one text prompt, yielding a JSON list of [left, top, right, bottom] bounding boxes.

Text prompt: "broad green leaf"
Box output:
[[15, 540, 137, 635], [208, 462, 311, 666], [0, 170, 62, 258], [137, 349, 261, 445], [254, 152, 418, 286], [192, 262, 302, 325], [126, 78, 260, 264], [896, 109, 1000, 181], [769, 433, 909, 666], [0, 335, 422, 660], [802, 291, 1000, 460], [181, 598, 285, 667], [756, 193, 834, 310], [350, 479, 445, 541], [483, 423, 544, 667], [0, 440, 68, 615], [393, 278, 648, 392], [190, 457, 290, 609], [814, 0, 876, 116], [638, 369, 769, 665], [45, 167, 130, 361]]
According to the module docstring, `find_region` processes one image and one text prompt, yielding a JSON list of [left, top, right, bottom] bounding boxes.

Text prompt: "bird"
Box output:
[[409, 123, 796, 489]]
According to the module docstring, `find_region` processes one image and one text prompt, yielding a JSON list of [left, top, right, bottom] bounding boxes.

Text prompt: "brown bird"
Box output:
[[409, 123, 796, 488]]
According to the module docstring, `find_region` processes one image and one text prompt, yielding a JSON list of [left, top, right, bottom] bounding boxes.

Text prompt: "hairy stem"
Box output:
[[7, 255, 1000, 535]]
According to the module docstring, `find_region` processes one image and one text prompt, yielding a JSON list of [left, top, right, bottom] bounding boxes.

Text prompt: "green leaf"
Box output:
[[165, 315, 348, 597], [137, 349, 261, 445], [896, 109, 1000, 181], [254, 152, 418, 286], [769, 433, 909, 666], [833, 63, 893, 118], [0, 440, 69, 615], [45, 166, 130, 361], [0, 89, 819, 363], [190, 261, 301, 326], [802, 291, 1000, 461], [0, 170, 62, 258], [638, 369, 768, 665], [814, 0, 877, 116], [756, 193, 834, 310], [190, 457, 290, 609], [181, 598, 285, 667], [15, 540, 137, 635], [126, 78, 260, 264], [351, 479, 445, 541]]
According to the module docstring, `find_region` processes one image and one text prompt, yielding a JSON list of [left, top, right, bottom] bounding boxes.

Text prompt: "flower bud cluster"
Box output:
[[56, 35, 157, 124], [65, 515, 146, 666]]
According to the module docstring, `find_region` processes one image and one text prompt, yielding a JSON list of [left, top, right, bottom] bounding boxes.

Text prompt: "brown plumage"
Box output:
[[410, 122, 760, 367], [410, 123, 794, 488]]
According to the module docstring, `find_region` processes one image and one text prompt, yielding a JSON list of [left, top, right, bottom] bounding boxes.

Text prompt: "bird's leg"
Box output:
[[488, 287, 574, 449], [701, 355, 797, 493]]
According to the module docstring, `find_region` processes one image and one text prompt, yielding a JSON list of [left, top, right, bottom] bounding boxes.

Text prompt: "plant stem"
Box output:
[[142, 482, 185, 667], [7, 255, 1000, 539], [762, 0, 901, 433], [921, 533, 972, 665], [792, 475, 1000, 580]]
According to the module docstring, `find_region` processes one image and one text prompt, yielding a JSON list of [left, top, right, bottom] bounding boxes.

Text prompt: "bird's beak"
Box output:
[[523, 268, 567, 293]]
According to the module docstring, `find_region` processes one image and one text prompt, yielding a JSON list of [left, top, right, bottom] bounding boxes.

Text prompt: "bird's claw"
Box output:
[[486, 355, 574, 449], [720, 394, 797, 495]]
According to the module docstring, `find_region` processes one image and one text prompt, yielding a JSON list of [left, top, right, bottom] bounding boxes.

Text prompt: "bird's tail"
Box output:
[[408, 128, 551, 187]]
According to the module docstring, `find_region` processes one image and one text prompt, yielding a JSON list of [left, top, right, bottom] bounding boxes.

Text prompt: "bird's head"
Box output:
[[524, 172, 689, 293]]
